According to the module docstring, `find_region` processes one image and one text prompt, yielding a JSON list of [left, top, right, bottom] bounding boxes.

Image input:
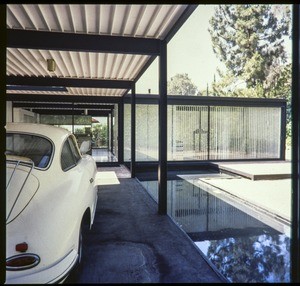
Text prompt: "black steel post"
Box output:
[[111, 109, 114, 153], [1, 5, 6, 284], [158, 41, 168, 215], [131, 84, 136, 178], [280, 104, 287, 160], [107, 115, 109, 150], [291, 4, 300, 283], [118, 101, 124, 164], [72, 102, 74, 134], [207, 106, 210, 160]]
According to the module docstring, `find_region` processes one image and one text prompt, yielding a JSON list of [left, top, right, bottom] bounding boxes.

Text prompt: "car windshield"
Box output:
[[6, 133, 53, 169]]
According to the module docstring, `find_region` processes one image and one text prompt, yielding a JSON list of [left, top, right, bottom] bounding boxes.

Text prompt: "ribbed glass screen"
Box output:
[[124, 104, 282, 161]]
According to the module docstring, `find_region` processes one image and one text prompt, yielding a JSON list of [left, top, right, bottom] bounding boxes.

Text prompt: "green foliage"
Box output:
[[208, 5, 291, 91], [92, 123, 108, 147], [208, 5, 292, 144], [167, 73, 200, 96]]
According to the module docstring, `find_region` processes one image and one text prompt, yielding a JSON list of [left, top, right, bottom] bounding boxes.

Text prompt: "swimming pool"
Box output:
[[138, 175, 290, 283]]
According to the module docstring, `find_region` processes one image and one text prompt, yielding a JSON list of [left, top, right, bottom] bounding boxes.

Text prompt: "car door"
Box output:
[[62, 135, 97, 220]]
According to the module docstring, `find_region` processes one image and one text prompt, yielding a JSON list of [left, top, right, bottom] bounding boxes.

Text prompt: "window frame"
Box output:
[[60, 135, 82, 172]]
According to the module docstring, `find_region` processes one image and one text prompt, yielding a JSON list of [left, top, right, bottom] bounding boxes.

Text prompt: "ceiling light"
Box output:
[[47, 59, 56, 72]]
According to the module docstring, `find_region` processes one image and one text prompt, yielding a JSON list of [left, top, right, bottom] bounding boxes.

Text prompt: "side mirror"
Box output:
[[80, 140, 91, 155]]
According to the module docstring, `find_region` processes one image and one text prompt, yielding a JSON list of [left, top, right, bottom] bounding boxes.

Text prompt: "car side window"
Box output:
[[61, 136, 82, 171], [61, 139, 76, 171], [68, 136, 81, 163]]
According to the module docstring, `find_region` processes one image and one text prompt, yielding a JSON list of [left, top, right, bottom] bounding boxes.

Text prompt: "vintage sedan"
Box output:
[[5, 123, 98, 284]]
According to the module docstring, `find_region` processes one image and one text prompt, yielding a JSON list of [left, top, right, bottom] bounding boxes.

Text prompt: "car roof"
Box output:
[[5, 123, 72, 144]]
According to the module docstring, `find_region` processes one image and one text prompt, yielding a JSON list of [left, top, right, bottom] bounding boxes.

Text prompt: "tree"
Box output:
[[208, 5, 291, 97], [167, 73, 200, 96]]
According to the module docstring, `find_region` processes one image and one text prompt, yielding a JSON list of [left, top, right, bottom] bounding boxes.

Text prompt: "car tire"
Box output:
[[68, 218, 88, 282], [77, 218, 89, 267]]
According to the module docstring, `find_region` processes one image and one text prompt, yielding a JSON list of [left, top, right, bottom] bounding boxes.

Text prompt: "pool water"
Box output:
[[139, 178, 290, 283]]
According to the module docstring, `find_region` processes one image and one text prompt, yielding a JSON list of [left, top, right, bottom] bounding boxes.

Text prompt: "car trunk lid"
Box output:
[[6, 155, 39, 224]]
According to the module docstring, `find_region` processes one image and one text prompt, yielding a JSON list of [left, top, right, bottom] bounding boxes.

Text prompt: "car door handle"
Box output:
[[90, 178, 94, 183]]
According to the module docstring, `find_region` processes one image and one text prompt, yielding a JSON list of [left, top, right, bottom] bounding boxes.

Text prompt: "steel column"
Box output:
[[107, 115, 109, 150], [291, 4, 300, 283], [131, 84, 136, 178], [280, 104, 287, 160], [158, 41, 168, 215], [111, 110, 114, 153], [118, 101, 124, 164], [72, 102, 74, 134]]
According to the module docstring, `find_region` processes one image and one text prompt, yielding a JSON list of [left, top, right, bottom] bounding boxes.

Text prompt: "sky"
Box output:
[[136, 5, 225, 94], [136, 4, 292, 95]]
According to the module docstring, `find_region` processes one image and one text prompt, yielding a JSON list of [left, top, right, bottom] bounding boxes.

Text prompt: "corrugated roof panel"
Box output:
[[99, 5, 114, 35], [68, 4, 85, 33], [38, 4, 60, 32], [67, 88, 125, 96], [7, 4, 189, 38], [6, 4, 193, 100], [148, 5, 177, 38], [7, 5, 33, 30], [7, 48, 149, 81], [111, 5, 129, 35], [135, 5, 162, 37], [53, 4, 73, 33], [157, 5, 188, 39]]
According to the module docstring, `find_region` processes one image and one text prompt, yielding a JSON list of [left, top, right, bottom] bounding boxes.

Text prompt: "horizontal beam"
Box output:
[[7, 29, 161, 56], [9, 93, 286, 108], [123, 94, 286, 107], [7, 76, 133, 89], [7, 93, 123, 103], [32, 109, 110, 116], [12, 102, 115, 110]]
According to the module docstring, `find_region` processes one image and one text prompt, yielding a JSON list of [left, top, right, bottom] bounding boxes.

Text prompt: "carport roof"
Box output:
[[6, 4, 197, 100]]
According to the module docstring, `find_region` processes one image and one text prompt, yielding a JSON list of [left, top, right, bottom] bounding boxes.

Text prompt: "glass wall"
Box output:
[[124, 103, 159, 161], [171, 105, 282, 160], [124, 103, 282, 162], [40, 114, 92, 147], [168, 105, 281, 161]]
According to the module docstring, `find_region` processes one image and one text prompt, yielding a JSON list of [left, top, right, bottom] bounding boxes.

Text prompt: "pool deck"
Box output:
[[179, 160, 292, 235], [210, 160, 291, 180]]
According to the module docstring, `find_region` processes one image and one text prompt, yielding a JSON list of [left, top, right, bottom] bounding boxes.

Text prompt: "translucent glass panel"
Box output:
[[40, 114, 91, 125], [125, 103, 282, 162], [124, 104, 158, 161], [124, 104, 131, 161], [209, 106, 281, 159], [136, 104, 158, 161], [168, 105, 281, 160], [168, 105, 208, 160]]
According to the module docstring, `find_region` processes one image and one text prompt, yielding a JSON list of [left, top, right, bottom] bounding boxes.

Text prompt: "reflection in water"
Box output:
[[139, 179, 290, 283]]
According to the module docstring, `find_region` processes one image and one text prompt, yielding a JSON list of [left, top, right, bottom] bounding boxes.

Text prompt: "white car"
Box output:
[[5, 123, 98, 284]]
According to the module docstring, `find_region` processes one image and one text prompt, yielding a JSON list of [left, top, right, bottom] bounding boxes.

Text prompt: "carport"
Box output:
[[5, 4, 199, 216], [3, 3, 300, 283]]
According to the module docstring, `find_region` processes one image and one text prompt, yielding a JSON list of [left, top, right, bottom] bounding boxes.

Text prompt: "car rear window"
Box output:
[[6, 133, 53, 169]]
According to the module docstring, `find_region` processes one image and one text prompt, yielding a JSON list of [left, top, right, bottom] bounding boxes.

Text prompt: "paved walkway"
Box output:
[[65, 165, 225, 284]]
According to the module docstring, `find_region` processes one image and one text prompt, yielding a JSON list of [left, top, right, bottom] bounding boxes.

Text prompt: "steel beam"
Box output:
[[7, 29, 160, 56], [7, 75, 133, 89]]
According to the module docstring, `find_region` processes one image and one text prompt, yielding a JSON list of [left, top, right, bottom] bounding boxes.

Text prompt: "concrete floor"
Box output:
[[64, 166, 225, 283]]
